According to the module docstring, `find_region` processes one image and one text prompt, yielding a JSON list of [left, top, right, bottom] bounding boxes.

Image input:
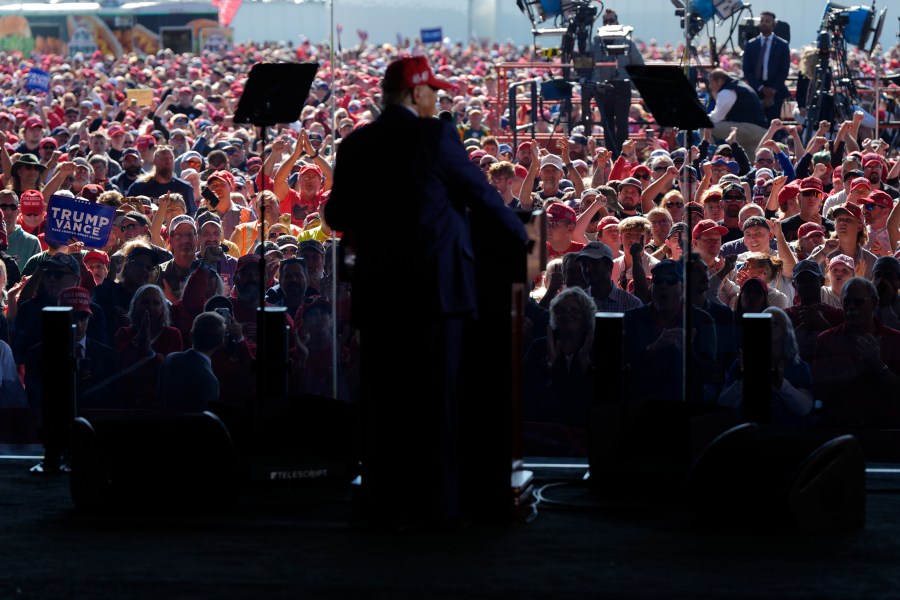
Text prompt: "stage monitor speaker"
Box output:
[[70, 411, 239, 512], [688, 424, 865, 533]]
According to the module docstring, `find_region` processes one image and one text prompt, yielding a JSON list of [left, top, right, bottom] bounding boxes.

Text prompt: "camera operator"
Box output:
[[590, 8, 644, 156]]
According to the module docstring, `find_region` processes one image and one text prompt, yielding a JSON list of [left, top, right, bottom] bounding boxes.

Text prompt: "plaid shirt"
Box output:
[[589, 284, 643, 312]]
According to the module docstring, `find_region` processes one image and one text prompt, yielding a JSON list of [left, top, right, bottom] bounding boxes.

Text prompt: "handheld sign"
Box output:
[[25, 68, 51, 93], [420, 28, 442, 43], [45, 194, 116, 249], [125, 88, 154, 107]]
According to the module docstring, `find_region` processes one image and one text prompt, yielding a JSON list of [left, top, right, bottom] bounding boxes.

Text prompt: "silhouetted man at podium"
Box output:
[[326, 55, 528, 530]]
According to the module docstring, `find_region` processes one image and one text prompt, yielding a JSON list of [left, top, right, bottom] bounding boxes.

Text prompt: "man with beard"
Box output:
[[265, 257, 311, 317], [195, 212, 237, 291], [168, 129, 190, 158], [158, 215, 198, 301], [861, 153, 899, 200], [128, 146, 196, 214], [719, 182, 748, 243], [613, 177, 643, 219], [109, 148, 143, 194]]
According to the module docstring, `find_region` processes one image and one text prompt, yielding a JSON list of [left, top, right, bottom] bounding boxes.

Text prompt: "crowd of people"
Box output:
[[0, 17, 896, 454]]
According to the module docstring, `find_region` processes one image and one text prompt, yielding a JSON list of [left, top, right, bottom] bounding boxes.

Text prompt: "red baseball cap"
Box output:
[[208, 170, 235, 189], [24, 116, 43, 129], [546, 202, 576, 223], [382, 56, 451, 93], [598, 215, 620, 231], [135, 134, 156, 149], [107, 124, 126, 136], [84, 249, 110, 266], [797, 222, 825, 240], [833, 202, 863, 223], [39, 137, 58, 149], [57, 287, 93, 314], [80, 184, 104, 202], [297, 164, 323, 178], [860, 190, 893, 210], [849, 176, 872, 192], [692, 219, 728, 239], [630, 165, 651, 178], [20, 189, 44, 214], [236, 253, 260, 273], [798, 176, 824, 194]]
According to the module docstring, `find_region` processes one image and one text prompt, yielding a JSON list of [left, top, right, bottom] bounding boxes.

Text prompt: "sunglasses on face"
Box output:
[[0, 203, 18, 210], [666, 202, 684, 208], [756, 158, 774, 164], [864, 204, 883, 211], [724, 195, 745, 202], [800, 191, 821, 197], [41, 145, 55, 150]]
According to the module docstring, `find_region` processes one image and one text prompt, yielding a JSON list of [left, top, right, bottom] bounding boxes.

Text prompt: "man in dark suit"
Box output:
[[325, 55, 528, 529], [157, 312, 225, 411], [742, 11, 790, 123]]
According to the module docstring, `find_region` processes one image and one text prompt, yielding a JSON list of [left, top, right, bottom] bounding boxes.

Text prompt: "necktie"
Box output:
[[756, 37, 768, 82], [76, 345, 85, 360]]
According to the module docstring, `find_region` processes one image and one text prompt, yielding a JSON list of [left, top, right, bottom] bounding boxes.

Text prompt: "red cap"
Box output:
[[107, 124, 125, 136], [514, 164, 528, 179], [135, 134, 156, 149], [692, 219, 729, 239], [546, 202, 576, 223], [39, 137, 57, 149], [24, 117, 43, 129], [860, 190, 893, 210], [84, 249, 110, 266], [598, 215, 620, 230], [297, 164, 323, 178], [57, 287, 93, 314], [382, 56, 451, 93], [236, 253, 260, 273], [798, 222, 826, 240], [833, 202, 863, 223], [849, 176, 872, 192], [208, 170, 235, 189], [20, 189, 43, 214], [80, 184, 104, 202], [798, 176, 824, 194], [777, 180, 801, 205], [630, 165, 651, 177]]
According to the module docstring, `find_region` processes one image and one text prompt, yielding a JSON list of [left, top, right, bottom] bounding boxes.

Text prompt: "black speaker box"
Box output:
[[70, 411, 239, 512], [689, 424, 866, 533]]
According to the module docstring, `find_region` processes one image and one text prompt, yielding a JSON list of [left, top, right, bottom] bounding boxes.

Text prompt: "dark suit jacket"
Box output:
[[157, 348, 218, 411], [324, 104, 528, 327], [742, 34, 790, 103]]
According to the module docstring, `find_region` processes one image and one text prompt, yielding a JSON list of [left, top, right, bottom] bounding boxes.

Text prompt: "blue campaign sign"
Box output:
[[420, 28, 443, 43], [24, 68, 51, 93], [45, 194, 116, 249]]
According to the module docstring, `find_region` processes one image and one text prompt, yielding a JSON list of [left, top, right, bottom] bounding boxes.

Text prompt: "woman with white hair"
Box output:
[[523, 286, 598, 455], [719, 306, 815, 427]]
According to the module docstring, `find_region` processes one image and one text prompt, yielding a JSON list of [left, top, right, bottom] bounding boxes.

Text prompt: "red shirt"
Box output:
[[547, 240, 586, 263]]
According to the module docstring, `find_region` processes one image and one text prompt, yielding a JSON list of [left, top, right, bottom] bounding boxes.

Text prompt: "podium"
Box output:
[[460, 209, 545, 523]]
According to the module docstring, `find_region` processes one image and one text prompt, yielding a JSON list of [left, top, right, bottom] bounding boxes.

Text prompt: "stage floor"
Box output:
[[2, 458, 900, 598]]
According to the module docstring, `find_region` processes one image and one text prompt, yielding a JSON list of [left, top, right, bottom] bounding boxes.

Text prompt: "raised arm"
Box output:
[[273, 135, 306, 202]]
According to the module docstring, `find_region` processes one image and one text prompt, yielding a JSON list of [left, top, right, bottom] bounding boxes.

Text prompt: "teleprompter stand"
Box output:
[[233, 62, 317, 423]]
